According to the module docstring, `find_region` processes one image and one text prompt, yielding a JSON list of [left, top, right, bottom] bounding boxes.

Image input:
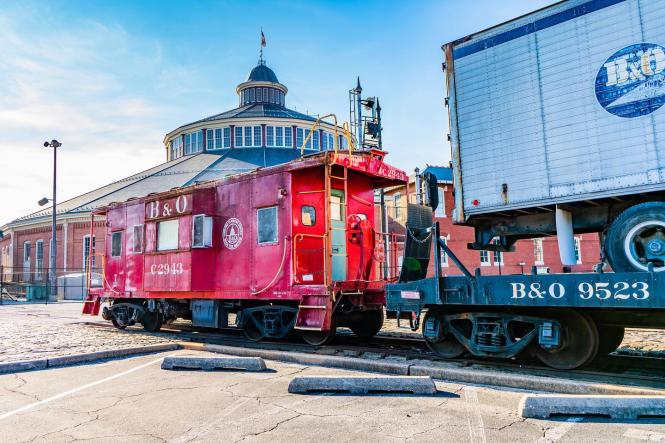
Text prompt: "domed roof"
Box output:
[[247, 63, 279, 83]]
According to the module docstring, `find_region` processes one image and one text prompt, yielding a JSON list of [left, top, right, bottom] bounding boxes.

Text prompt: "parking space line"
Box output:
[[0, 355, 168, 421], [464, 386, 487, 443], [624, 428, 665, 441], [536, 417, 582, 443]]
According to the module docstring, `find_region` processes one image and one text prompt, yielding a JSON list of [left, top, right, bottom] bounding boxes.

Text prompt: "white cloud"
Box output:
[[0, 8, 171, 224]]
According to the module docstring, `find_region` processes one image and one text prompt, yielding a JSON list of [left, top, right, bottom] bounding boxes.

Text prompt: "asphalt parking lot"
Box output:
[[1, 350, 665, 442]]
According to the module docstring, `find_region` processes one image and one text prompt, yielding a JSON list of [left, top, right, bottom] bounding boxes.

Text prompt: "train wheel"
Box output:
[[302, 324, 336, 346], [423, 311, 465, 359], [141, 311, 163, 333], [531, 310, 599, 370], [243, 317, 264, 342], [111, 317, 127, 330], [349, 309, 384, 339], [596, 325, 625, 356], [605, 202, 665, 273]]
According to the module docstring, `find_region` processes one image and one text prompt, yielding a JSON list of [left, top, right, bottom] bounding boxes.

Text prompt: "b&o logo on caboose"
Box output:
[[595, 42, 665, 118], [222, 218, 243, 250]]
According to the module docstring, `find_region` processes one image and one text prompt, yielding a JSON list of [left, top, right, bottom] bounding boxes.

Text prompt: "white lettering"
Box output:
[[548, 283, 565, 299], [632, 281, 650, 300], [175, 195, 188, 214], [605, 58, 630, 86], [148, 202, 159, 219], [528, 283, 544, 299], [510, 283, 526, 299], [606, 48, 665, 87], [653, 48, 665, 74], [162, 203, 172, 217], [595, 282, 611, 300], [150, 262, 184, 276]]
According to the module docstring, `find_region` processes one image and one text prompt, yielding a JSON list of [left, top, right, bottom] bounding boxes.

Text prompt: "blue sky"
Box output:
[[0, 0, 554, 223]]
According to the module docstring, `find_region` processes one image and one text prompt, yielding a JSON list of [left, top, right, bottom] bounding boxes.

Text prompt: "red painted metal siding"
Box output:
[[94, 153, 408, 303], [291, 168, 326, 285]]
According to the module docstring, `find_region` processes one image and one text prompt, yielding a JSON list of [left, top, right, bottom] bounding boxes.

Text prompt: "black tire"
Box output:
[[422, 311, 465, 359], [605, 202, 665, 273], [530, 310, 599, 370], [349, 309, 384, 339], [596, 325, 625, 356], [141, 310, 163, 332]]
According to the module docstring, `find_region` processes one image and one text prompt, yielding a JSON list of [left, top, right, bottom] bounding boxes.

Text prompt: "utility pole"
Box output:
[[42, 139, 61, 302]]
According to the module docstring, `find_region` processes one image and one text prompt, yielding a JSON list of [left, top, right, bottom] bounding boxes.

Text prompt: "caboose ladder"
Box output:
[[82, 293, 101, 315], [295, 293, 333, 330]]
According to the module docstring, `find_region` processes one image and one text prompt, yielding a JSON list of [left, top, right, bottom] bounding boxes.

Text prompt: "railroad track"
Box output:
[[83, 320, 665, 391]]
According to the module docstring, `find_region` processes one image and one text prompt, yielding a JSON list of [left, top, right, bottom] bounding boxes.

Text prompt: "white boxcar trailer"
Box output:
[[444, 0, 665, 273]]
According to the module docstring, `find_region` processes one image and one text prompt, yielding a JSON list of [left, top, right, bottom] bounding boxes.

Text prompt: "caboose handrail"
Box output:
[[252, 236, 290, 295], [299, 113, 355, 157], [292, 233, 328, 286], [86, 252, 106, 291]]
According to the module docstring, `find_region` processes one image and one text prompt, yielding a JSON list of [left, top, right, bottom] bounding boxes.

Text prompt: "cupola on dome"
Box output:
[[163, 43, 346, 162], [247, 63, 279, 83]]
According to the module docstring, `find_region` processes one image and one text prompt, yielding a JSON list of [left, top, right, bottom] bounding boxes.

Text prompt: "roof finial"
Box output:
[[259, 28, 266, 65], [355, 76, 362, 93]]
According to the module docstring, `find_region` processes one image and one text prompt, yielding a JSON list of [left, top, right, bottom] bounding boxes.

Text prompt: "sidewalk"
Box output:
[[0, 303, 175, 363]]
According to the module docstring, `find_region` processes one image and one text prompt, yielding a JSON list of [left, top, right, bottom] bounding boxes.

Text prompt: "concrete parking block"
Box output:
[[519, 394, 665, 419], [288, 375, 437, 395], [0, 359, 48, 374], [161, 356, 267, 371]]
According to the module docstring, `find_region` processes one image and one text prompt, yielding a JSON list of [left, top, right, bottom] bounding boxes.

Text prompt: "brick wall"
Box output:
[[382, 182, 602, 277], [2, 219, 106, 282]]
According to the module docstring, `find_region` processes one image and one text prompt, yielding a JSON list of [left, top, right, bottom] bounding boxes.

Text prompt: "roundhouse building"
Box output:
[[0, 58, 347, 299]]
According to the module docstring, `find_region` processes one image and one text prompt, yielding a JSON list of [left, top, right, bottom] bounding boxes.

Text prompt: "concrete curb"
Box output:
[[408, 364, 664, 396], [288, 375, 438, 395], [180, 342, 665, 395], [0, 359, 48, 374], [180, 342, 410, 375], [0, 343, 180, 374], [161, 356, 267, 371], [519, 394, 665, 419]]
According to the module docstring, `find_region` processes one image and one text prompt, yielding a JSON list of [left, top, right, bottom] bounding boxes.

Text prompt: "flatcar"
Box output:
[[388, 198, 665, 370], [82, 149, 407, 345]]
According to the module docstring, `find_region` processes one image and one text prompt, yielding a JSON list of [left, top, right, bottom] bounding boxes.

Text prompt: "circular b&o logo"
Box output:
[[222, 218, 243, 250], [595, 43, 665, 118]]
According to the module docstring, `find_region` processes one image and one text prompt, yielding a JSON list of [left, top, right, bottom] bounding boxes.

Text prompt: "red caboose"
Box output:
[[83, 150, 407, 344]]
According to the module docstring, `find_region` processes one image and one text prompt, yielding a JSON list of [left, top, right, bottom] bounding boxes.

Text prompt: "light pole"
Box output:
[[42, 139, 61, 302]]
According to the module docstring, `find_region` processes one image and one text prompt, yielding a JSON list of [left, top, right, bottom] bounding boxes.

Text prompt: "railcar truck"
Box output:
[[387, 0, 665, 369]]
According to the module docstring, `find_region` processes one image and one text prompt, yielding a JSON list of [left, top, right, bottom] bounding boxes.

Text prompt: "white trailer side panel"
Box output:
[[449, 0, 665, 221]]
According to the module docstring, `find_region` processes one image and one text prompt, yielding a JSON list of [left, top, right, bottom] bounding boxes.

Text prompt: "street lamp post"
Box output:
[[42, 140, 61, 302]]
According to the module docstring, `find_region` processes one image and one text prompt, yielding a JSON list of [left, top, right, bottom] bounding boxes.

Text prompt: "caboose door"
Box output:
[[330, 189, 347, 281]]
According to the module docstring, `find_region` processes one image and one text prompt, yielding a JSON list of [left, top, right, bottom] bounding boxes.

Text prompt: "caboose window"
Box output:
[[111, 232, 122, 258], [330, 195, 343, 221], [157, 220, 179, 251], [301, 206, 316, 226], [192, 215, 213, 248], [132, 225, 144, 253], [257, 206, 278, 244]]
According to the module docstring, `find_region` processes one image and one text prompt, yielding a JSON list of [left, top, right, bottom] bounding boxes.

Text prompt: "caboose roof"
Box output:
[[97, 150, 407, 214], [6, 148, 307, 227]]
